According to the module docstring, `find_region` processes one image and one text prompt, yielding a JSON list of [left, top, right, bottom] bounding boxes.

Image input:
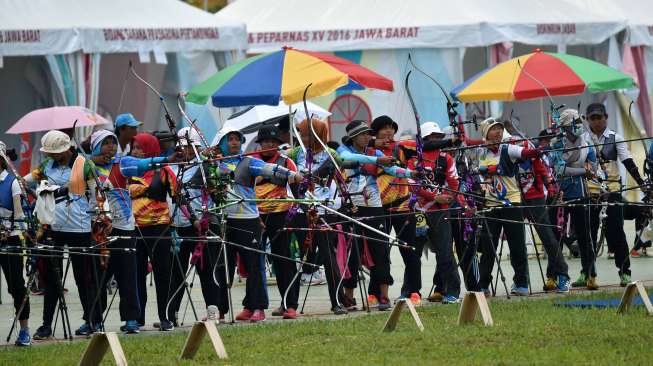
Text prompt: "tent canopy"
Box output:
[[571, 0, 653, 47], [217, 0, 626, 53], [0, 0, 247, 56]]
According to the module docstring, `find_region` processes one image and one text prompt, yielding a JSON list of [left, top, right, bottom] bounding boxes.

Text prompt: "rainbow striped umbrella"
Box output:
[[451, 49, 635, 103], [186, 47, 393, 108]]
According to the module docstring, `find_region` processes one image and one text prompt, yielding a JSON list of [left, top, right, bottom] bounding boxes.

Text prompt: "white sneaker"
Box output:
[[206, 305, 219, 321], [311, 268, 327, 285]]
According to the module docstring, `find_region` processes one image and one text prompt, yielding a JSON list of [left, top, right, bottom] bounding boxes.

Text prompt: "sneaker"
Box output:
[[510, 285, 529, 296], [271, 307, 284, 316], [427, 291, 444, 302], [236, 309, 253, 321], [442, 295, 461, 304], [159, 320, 174, 331], [631, 249, 641, 258], [310, 269, 327, 285], [378, 297, 391, 311], [331, 305, 348, 315], [409, 293, 422, 306], [300, 273, 312, 286], [571, 273, 587, 288], [282, 308, 297, 319], [367, 294, 379, 307], [250, 310, 266, 323], [75, 323, 92, 336], [543, 278, 557, 292], [123, 320, 140, 334], [620, 273, 632, 287], [556, 275, 570, 293], [586, 276, 599, 290], [608, 251, 615, 259], [219, 312, 226, 323], [206, 305, 219, 321], [343, 296, 358, 311], [481, 288, 491, 298], [15, 328, 31, 346], [33, 325, 52, 340]]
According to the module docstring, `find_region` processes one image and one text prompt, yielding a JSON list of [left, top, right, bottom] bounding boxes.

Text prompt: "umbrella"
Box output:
[[185, 46, 393, 108], [7, 106, 111, 134], [224, 100, 331, 135], [451, 49, 635, 103]]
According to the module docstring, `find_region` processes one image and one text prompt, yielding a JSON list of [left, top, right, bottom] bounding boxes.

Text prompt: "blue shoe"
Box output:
[[122, 320, 140, 334], [32, 325, 51, 340], [442, 295, 461, 304], [75, 323, 92, 336], [480, 288, 491, 298], [556, 275, 570, 293], [15, 328, 31, 346], [510, 285, 529, 296]]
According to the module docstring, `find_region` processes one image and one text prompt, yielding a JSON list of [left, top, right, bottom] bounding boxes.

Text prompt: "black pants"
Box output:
[[42, 231, 98, 326], [294, 213, 345, 308], [383, 205, 421, 297], [523, 197, 569, 278], [214, 217, 267, 312], [590, 193, 630, 276], [100, 229, 140, 322], [136, 225, 173, 324], [479, 206, 528, 289], [427, 210, 460, 298], [169, 225, 221, 320], [567, 198, 597, 277], [1, 235, 29, 320], [450, 210, 480, 291], [346, 207, 393, 296], [261, 212, 300, 310]]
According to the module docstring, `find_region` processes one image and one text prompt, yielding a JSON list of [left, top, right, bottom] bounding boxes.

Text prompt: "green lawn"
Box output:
[[2, 291, 653, 365]]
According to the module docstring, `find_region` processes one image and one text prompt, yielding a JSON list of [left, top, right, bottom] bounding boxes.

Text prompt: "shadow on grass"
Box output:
[[2, 291, 652, 365]]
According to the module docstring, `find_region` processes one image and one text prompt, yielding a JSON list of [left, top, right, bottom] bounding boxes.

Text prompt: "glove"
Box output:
[[478, 165, 498, 176], [521, 147, 543, 160]]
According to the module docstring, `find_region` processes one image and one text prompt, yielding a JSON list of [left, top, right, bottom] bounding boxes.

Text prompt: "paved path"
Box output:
[[0, 220, 650, 345]]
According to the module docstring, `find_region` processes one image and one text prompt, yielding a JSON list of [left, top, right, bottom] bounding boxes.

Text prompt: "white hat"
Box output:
[[40, 130, 71, 154], [177, 127, 202, 147], [480, 117, 503, 140], [421, 122, 444, 138], [559, 109, 580, 127]]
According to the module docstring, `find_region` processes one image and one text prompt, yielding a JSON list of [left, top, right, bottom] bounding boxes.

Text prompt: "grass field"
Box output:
[[2, 290, 653, 365]]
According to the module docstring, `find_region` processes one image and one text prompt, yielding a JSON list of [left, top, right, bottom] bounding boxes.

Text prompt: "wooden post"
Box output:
[[179, 321, 228, 360], [458, 292, 493, 326], [617, 281, 653, 315], [78, 332, 127, 366], [382, 299, 424, 332]]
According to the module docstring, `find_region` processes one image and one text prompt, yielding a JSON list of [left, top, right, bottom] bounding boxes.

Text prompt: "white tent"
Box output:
[[218, 0, 625, 53], [0, 0, 247, 56]]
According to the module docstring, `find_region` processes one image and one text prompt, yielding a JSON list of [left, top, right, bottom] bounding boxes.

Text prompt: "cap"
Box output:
[[177, 127, 202, 147], [421, 122, 444, 138], [480, 117, 503, 139], [559, 109, 580, 127], [343, 120, 373, 143], [370, 115, 398, 135], [40, 130, 71, 154], [115, 113, 143, 128], [586, 103, 607, 118], [256, 125, 284, 144]]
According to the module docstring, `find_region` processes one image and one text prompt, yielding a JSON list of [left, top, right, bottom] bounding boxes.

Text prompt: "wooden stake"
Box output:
[[78, 332, 127, 366], [458, 292, 493, 326], [179, 321, 228, 360], [617, 281, 653, 315], [382, 299, 424, 332]]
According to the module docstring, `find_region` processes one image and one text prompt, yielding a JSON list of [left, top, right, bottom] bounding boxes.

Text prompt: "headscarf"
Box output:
[[296, 118, 328, 152], [216, 129, 245, 159], [132, 133, 161, 158], [90, 129, 117, 158]]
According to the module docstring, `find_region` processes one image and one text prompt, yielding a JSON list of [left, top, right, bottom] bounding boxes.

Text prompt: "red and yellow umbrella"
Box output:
[[451, 49, 635, 102]]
